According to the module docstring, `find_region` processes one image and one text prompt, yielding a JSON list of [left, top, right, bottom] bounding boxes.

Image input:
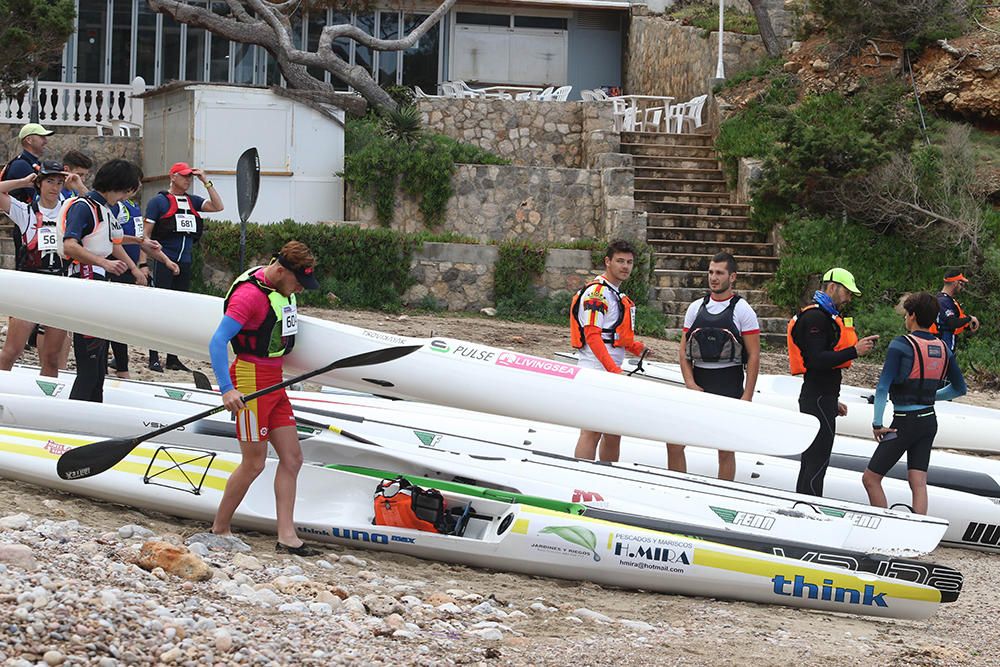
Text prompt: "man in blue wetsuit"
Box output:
[[932, 270, 979, 354], [862, 292, 967, 515]]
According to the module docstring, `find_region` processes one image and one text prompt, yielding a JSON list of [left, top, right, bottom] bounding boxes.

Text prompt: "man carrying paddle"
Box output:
[[208, 240, 322, 556], [787, 268, 879, 497], [569, 240, 648, 462]]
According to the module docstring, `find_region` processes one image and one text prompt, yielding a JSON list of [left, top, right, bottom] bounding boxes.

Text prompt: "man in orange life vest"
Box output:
[[570, 240, 648, 462], [787, 268, 879, 497], [143, 161, 224, 372], [933, 270, 979, 354], [862, 292, 966, 515]]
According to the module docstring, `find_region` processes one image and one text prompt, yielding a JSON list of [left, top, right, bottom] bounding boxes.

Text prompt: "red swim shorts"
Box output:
[[229, 358, 296, 442]]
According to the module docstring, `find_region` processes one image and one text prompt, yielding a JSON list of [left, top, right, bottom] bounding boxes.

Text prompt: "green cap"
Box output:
[[18, 123, 54, 141], [823, 268, 861, 296]]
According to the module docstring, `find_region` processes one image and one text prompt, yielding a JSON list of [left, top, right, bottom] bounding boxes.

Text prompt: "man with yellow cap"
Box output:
[[2, 123, 55, 204], [786, 268, 879, 496], [933, 270, 979, 353]]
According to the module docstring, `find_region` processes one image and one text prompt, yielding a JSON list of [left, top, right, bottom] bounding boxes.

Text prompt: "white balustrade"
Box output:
[[0, 78, 146, 134]]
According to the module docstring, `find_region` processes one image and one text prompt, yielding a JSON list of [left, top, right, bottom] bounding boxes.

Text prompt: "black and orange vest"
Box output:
[[787, 304, 859, 376]]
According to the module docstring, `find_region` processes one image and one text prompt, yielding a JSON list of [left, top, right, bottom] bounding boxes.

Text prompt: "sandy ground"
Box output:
[[1, 307, 1000, 666]]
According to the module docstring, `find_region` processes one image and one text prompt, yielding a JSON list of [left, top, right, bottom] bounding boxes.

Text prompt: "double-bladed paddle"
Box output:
[[56, 345, 420, 480], [236, 147, 260, 272]]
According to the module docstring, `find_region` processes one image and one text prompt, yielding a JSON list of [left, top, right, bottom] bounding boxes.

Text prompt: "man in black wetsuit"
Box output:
[[787, 268, 879, 497]]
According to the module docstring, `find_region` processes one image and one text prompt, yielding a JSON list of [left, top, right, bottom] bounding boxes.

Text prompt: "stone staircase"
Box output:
[[0, 219, 15, 270], [621, 131, 788, 346]]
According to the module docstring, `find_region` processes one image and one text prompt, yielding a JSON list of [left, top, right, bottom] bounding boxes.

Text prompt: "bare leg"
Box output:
[[666, 443, 687, 473], [862, 468, 887, 508], [212, 440, 267, 536], [269, 425, 305, 547], [908, 470, 929, 515], [574, 430, 602, 460], [0, 317, 35, 370], [598, 434, 621, 463], [37, 327, 67, 378], [58, 334, 71, 370], [718, 450, 736, 481]]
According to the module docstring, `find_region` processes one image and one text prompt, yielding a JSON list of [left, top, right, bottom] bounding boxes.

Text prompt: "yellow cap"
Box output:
[[18, 123, 54, 141], [823, 267, 861, 296]]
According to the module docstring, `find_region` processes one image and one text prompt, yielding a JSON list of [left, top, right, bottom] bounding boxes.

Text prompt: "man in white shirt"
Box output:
[[670, 252, 760, 480]]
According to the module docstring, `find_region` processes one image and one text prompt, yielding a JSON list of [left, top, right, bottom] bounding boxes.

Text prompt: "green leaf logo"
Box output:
[[711, 506, 737, 524], [35, 380, 62, 397], [164, 389, 190, 401], [540, 525, 601, 561]]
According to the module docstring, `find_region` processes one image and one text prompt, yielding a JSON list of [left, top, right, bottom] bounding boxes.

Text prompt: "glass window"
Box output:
[[265, 50, 280, 85], [209, 1, 231, 81], [161, 14, 182, 82], [330, 10, 351, 90], [513, 16, 568, 30], [401, 14, 439, 93], [232, 43, 254, 83], [353, 12, 375, 77], [76, 0, 108, 83], [136, 1, 157, 84], [455, 13, 509, 27], [110, 0, 133, 83], [306, 9, 327, 81], [186, 26, 207, 81], [378, 11, 399, 86]]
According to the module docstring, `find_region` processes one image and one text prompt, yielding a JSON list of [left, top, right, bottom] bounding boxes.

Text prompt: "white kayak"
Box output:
[[0, 423, 944, 619], [20, 366, 948, 557], [614, 356, 1000, 454], [0, 270, 818, 456]]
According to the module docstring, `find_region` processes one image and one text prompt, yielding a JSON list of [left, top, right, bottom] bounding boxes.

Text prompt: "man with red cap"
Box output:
[[933, 270, 979, 354], [143, 161, 224, 372]]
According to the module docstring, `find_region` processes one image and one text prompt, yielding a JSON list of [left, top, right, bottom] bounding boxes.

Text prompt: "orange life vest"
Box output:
[[890, 335, 949, 405], [929, 296, 970, 336], [570, 277, 637, 350], [787, 304, 859, 376]]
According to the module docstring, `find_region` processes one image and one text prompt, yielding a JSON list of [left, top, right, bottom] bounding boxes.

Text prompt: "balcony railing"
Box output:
[[0, 78, 146, 133]]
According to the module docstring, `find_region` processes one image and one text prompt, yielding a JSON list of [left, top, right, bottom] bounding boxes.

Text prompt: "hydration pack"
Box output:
[[373, 477, 471, 536]]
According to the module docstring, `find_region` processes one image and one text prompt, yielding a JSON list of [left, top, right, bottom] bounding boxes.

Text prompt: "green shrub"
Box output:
[[715, 75, 798, 183], [810, 0, 971, 50], [667, 1, 759, 34], [342, 115, 507, 228], [494, 240, 549, 317]]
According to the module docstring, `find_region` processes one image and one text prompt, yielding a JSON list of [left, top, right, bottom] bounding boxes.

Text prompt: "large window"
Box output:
[[451, 11, 568, 86], [53, 3, 442, 91]]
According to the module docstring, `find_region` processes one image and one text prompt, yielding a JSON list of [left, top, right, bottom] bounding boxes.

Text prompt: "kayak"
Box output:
[[0, 423, 945, 619], [0, 270, 819, 456], [0, 389, 861, 552], [611, 356, 1000, 454]]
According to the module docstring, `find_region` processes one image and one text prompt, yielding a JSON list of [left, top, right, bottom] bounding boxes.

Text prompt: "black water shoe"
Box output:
[[275, 542, 322, 557], [165, 356, 190, 372], [148, 359, 164, 373]]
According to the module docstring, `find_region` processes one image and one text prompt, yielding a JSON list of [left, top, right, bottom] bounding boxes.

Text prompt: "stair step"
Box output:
[[636, 190, 733, 203], [635, 178, 728, 193], [621, 143, 717, 158], [632, 155, 721, 169], [654, 253, 779, 273], [640, 201, 749, 216], [621, 131, 714, 146], [646, 226, 765, 243], [647, 240, 775, 257], [634, 167, 726, 181]]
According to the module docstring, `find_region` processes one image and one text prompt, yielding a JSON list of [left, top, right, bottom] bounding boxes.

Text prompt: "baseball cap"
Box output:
[[36, 160, 65, 176], [943, 270, 968, 283], [169, 162, 195, 176], [18, 123, 54, 141], [277, 254, 320, 290], [823, 267, 861, 296]]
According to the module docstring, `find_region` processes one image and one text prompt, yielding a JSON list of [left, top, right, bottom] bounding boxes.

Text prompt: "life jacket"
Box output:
[[685, 294, 746, 365], [372, 477, 469, 536], [58, 196, 123, 269], [930, 294, 970, 336], [787, 304, 859, 376], [222, 267, 297, 358], [570, 277, 637, 350], [890, 335, 949, 405], [0, 154, 37, 204], [15, 200, 64, 275], [151, 192, 203, 240]]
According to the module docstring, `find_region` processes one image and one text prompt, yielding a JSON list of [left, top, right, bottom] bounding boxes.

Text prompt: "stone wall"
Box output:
[[403, 243, 599, 311], [0, 126, 141, 170], [625, 17, 768, 104], [417, 99, 618, 170], [348, 159, 638, 246]]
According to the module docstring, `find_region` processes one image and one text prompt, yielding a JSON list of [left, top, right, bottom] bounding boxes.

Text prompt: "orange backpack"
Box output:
[[373, 478, 469, 535]]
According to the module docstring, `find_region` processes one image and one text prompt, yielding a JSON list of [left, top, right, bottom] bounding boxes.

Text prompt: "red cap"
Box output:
[[169, 162, 195, 176], [943, 272, 968, 283]]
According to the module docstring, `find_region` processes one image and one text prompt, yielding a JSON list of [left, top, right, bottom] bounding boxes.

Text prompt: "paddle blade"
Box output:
[[236, 147, 260, 223], [57, 437, 139, 481], [327, 345, 423, 372]]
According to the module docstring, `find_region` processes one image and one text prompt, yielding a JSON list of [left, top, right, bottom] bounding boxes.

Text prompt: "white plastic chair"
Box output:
[[456, 80, 486, 98], [551, 85, 572, 102], [536, 86, 556, 101], [592, 88, 609, 101], [580, 89, 600, 102], [514, 92, 533, 101], [440, 82, 462, 98], [684, 94, 708, 130], [621, 106, 638, 132], [642, 107, 664, 132], [413, 86, 444, 99], [666, 102, 687, 133]]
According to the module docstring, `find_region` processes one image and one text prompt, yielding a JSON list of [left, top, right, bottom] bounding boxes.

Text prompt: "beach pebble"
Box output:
[[186, 542, 209, 557], [0, 513, 31, 530], [118, 524, 154, 539], [232, 553, 262, 570], [309, 602, 333, 615], [469, 627, 503, 641], [0, 544, 37, 570], [185, 532, 251, 553], [364, 594, 404, 617], [213, 628, 233, 652], [343, 596, 367, 615], [574, 608, 613, 623], [437, 602, 462, 614], [620, 619, 655, 632], [339, 555, 367, 568]]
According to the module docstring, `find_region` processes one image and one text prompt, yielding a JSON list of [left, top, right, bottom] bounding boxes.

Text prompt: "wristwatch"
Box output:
[[205, 180, 214, 189]]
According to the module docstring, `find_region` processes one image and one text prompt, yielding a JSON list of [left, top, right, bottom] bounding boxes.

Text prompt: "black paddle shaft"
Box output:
[[56, 344, 420, 480]]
